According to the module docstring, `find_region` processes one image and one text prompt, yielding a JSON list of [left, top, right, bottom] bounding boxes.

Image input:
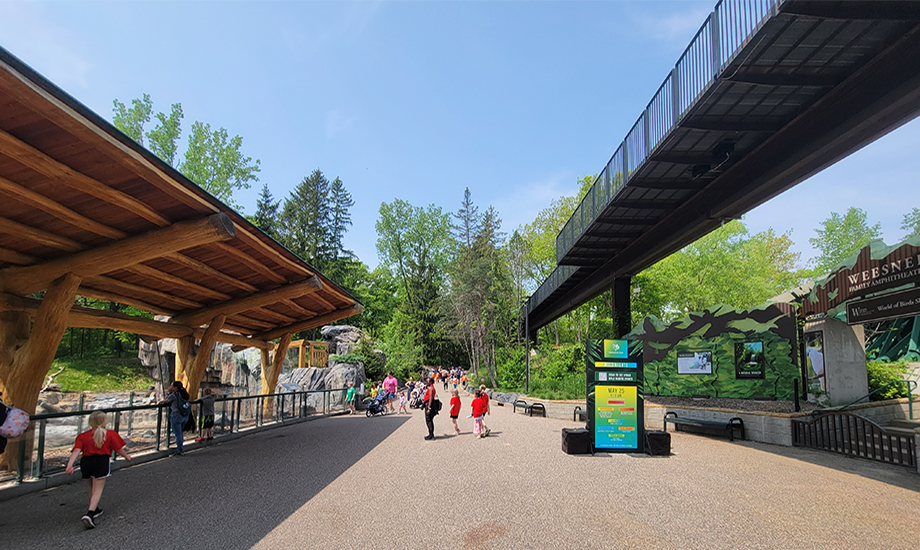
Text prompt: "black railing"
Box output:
[[791, 412, 915, 468], [4, 388, 348, 484]]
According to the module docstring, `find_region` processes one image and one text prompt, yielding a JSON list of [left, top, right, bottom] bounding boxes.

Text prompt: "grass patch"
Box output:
[[51, 356, 153, 393]]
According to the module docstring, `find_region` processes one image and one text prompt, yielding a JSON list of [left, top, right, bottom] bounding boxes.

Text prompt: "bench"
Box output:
[[513, 399, 546, 417], [573, 406, 587, 422], [663, 411, 745, 441]]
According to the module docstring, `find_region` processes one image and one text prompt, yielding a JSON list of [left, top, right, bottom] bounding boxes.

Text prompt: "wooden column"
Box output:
[[175, 315, 226, 398], [0, 273, 81, 467], [261, 333, 292, 419]]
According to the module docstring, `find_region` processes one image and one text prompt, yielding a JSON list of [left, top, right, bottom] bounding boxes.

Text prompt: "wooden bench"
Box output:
[[573, 406, 587, 422], [513, 399, 546, 417], [663, 411, 745, 441]]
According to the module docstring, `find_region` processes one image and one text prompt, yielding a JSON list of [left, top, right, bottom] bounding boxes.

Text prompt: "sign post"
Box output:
[[586, 339, 644, 453]]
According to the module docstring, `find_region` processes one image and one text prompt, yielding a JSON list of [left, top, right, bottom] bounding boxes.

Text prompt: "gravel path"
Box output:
[[0, 403, 917, 549]]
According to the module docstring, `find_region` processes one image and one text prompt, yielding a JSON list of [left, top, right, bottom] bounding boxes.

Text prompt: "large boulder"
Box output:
[[321, 325, 368, 356]]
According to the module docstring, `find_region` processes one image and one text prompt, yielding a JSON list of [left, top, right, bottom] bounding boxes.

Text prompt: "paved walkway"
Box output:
[[1, 402, 918, 549]]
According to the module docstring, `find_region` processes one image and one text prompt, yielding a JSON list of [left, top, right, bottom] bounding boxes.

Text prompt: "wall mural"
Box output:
[[627, 303, 799, 399]]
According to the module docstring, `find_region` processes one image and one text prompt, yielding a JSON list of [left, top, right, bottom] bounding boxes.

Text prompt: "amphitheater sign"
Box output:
[[801, 238, 920, 319]]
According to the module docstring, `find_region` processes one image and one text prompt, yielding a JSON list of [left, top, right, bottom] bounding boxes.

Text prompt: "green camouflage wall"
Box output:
[[627, 303, 799, 399]]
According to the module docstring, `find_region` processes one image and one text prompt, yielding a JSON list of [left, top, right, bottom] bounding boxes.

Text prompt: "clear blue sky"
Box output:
[[2, 1, 917, 271]]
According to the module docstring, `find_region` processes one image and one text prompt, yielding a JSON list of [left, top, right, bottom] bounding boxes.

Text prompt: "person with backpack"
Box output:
[[65, 410, 132, 529], [159, 381, 191, 456]]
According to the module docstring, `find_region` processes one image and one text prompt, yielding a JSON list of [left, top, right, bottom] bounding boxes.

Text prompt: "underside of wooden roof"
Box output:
[[0, 46, 362, 350]]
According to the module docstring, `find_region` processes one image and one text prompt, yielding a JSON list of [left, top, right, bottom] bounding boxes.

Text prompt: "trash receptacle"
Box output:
[[646, 430, 670, 456], [562, 427, 590, 455]]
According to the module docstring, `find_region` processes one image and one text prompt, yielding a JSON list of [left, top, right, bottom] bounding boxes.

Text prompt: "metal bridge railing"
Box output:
[[3, 388, 349, 484], [545, 0, 781, 306]]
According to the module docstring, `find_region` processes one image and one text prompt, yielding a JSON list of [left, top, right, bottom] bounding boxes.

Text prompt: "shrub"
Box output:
[[541, 344, 585, 381], [866, 360, 911, 400], [496, 346, 526, 390], [528, 372, 586, 400]]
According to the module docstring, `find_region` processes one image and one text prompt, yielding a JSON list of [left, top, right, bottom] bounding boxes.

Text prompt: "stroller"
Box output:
[[364, 392, 388, 417], [409, 388, 426, 409]]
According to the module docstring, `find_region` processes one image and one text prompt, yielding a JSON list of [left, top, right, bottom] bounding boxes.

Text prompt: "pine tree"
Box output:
[[279, 169, 331, 267], [251, 183, 281, 240]]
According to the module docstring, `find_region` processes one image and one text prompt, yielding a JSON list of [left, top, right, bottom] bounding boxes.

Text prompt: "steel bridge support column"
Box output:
[[612, 277, 632, 339]]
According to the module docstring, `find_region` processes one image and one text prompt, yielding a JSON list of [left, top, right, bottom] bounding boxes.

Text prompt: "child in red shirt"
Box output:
[[478, 384, 491, 437], [470, 390, 486, 438], [65, 410, 132, 529], [449, 389, 461, 436]]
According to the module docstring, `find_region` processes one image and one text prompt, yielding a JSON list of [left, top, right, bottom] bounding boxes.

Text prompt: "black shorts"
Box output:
[[80, 454, 111, 479], [450, 414, 458, 419], [200, 414, 215, 429]]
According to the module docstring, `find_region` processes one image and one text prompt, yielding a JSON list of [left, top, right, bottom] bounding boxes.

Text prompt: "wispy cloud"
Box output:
[[627, 3, 712, 48], [325, 109, 356, 138], [281, 1, 383, 59], [491, 171, 578, 233], [0, 3, 93, 89]]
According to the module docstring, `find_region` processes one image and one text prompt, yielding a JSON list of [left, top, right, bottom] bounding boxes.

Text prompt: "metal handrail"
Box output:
[[811, 380, 917, 420], [7, 387, 349, 483], [545, 0, 782, 304]]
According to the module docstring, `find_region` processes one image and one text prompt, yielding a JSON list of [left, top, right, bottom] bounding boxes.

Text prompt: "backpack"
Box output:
[[0, 403, 31, 438], [176, 393, 191, 416], [431, 398, 442, 416]]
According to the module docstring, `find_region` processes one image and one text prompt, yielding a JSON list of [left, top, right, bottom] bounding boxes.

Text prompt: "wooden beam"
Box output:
[[184, 315, 226, 399], [125, 263, 231, 302], [0, 215, 84, 251], [254, 305, 363, 341], [0, 246, 37, 265], [0, 291, 272, 349], [164, 252, 259, 293], [280, 299, 317, 318], [0, 213, 236, 295], [261, 332, 292, 398], [0, 174, 126, 239], [0, 273, 80, 467], [0, 128, 170, 226], [171, 276, 322, 327], [213, 242, 288, 285], [76, 287, 175, 317], [84, 276, 203, 310]]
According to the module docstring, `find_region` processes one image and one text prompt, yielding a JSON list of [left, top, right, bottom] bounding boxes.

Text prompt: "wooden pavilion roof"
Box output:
[[0, 46, 362, 350]]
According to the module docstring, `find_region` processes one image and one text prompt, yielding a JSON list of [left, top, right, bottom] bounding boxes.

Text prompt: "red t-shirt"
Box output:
[[481, 392, 490, 412], [450, 396, 461, 416], [424, 386, 436, 404], [471, 397, 486, 418], [73, 428, 126, 457]]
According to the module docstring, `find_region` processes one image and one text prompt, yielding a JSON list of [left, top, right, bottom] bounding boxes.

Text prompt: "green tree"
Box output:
[[248, 183, 281, 240], [328, 176, 355, 261], [809, 207, 881, 273], [180, 121, 260, 208], [278, 170, 331, 265], [112, 94, 152, 144], [375, 199, 452, 365], [901, 207, 920, 240], [147, 103, 184, 166]]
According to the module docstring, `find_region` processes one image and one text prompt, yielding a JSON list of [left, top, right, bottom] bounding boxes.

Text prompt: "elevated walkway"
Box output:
[[528, 0, 920, 329]]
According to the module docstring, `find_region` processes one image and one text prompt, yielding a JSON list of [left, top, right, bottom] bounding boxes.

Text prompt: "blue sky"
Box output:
[[1, 1, 917, 271]]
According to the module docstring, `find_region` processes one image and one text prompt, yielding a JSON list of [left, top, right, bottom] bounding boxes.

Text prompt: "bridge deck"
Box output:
[[529, 0, 920, 329]]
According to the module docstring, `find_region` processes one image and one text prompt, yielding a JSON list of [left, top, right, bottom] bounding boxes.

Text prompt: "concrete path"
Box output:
[[1, 401, 918, 549]]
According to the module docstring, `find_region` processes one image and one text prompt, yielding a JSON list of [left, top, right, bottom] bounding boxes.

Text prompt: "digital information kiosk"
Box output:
[[586, 339, 644, 453]]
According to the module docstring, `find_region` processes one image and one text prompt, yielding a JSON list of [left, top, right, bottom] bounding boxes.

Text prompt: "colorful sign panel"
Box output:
[[586, 339, 644, 453], [734, 341, 765, 379], [676, 351, 712, 374], [594, 385, 638, 449]]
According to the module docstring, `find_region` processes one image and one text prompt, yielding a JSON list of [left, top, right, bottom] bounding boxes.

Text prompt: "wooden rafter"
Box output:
[[171, 276, 322, 327], [0, 215, 83, 251], [125, 263, 231, 302], [0, 127, 169, 226], [0, 213, 236, 295], [0, 246, 37, 265], [254, 305, 363, 341], [82, 276, 202, 310], [214, 242, 288, 285]]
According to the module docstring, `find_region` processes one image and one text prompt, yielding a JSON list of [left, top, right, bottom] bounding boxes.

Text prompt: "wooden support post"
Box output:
[[174, 315, 226, 399], [262, 333, 292, 418], [0, 273, 81, 467]]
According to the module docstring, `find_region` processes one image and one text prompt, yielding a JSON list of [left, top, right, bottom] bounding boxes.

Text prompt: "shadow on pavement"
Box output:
[[0, 413, 411, 548]]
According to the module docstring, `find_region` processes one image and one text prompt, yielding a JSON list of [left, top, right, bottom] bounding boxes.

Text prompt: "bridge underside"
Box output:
[[528, 1, 920, 330]]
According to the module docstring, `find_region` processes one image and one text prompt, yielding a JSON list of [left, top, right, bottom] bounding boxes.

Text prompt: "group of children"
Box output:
[[448, 384, 491, 438]]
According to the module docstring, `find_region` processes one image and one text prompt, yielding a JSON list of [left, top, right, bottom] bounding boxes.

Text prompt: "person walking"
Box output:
[[479, 384, 491, 437], [449, 389, 461, 436], [383, 372, 398, 412], [159, 381, 191, 456], [346, 382, 356, 414], [423, 378, 438, 440], [470, 389, 486, 438], [65, 410, 132, 529]]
